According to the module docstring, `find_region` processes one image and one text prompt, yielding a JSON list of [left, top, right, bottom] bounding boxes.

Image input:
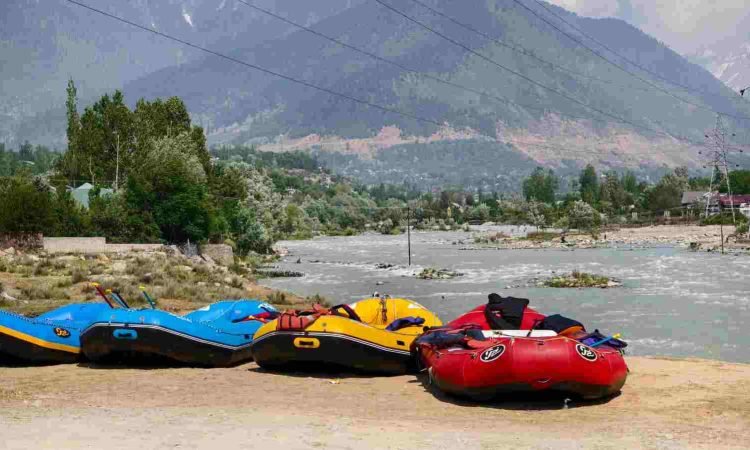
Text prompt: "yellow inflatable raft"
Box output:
[[251, 297, 442, 374]]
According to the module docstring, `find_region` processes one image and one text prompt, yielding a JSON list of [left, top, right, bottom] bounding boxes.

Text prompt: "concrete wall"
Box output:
[[43, 237, 163, 254]]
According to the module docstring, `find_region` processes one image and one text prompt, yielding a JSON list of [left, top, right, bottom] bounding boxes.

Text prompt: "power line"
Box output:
[[511, 0, 750, 121], [243, 0, 747, 157], [234, 0, 610, 125], [530, 0, 750, 108], [404, 0, 658, 96], [65, 0, 730, 161], [64, 0, 445, 128], [404, 0, 750, 154], [370, 0, 709, 147]]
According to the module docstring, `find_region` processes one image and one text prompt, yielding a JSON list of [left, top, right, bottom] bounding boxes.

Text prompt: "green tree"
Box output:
[[52, 190, 91, 237], [723, 170, 750, 195], [67, 90, 134, 184], [127, 133, 213, 243], [18, 141, 33, 162], [59, 78, 83, 183], [133, 97, 211, 174], [644, 168, 689, 213], [567, 200, 600, 234], [522, 167, 558, 203], [579, 164, 599, 205], [525, 201, 547, 230], [234, 208, 273, 255], [623, 171, 639, 194], [89, 192, 160, 244], [0, 174, 55, 234]]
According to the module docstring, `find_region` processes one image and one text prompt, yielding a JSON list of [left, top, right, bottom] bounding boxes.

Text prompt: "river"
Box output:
[[263, 227, 750, 363]]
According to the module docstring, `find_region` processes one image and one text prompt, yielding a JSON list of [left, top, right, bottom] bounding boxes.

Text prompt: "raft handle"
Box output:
[[113, 329, 138, 340], [293, 337, 320, 349]]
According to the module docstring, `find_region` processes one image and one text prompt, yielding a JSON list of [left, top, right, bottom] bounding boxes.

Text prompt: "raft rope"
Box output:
[[380, 295, 388, 325], [0, 309, 89, 331]]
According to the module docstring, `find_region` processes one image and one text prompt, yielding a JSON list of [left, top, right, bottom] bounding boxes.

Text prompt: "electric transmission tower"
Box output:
[[700, 115, 737, 223]]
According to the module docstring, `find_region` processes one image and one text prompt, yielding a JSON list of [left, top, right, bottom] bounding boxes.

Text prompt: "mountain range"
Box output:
[[3, 0, 750, 190], [689, 14, 750, 94]]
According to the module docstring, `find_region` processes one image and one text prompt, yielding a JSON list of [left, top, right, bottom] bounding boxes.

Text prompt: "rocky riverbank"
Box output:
[[461, 225, 742, 252]]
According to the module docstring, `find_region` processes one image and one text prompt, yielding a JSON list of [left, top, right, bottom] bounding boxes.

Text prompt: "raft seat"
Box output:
[[482, 330, 557, 338]]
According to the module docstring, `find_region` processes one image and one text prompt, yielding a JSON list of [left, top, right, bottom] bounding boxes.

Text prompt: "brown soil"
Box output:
[[1, 357, 748, 449]]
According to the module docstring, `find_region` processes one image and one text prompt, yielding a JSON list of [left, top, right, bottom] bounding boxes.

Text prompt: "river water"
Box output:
[[263, 228, 750, 363]]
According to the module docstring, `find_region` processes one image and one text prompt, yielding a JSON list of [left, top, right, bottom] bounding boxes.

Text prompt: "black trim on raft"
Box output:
[[251, 331, 415, 374], [80, 323, 254, 368], [0, 332, 79, 364], [430, 369, 628, 401]]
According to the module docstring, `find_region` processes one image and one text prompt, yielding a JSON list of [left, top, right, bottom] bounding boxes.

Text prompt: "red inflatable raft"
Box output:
[[415, 295, 628, 400]]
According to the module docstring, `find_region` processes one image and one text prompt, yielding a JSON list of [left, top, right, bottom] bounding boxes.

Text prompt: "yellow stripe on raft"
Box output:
[[0, 324, 80, 354], [254, 298, 442, 351]]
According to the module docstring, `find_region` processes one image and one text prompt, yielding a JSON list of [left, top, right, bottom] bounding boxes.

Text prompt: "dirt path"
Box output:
[[1, 356, 748, 449]]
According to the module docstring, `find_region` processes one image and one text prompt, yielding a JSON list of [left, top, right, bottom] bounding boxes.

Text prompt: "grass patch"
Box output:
[[19, 284, 70, 301], [543, 270, 616, 288], [416, 267, 464, 280]]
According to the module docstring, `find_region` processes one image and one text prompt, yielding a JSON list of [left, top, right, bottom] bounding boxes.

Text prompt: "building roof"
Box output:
[[70, 183, 113, 209], [681, 191, 712, 205], [719, 195, 750, 207]]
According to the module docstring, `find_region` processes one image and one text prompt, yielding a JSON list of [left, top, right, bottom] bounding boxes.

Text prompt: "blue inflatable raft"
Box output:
[[80, 300, 278, 367], [0, 303, 112, 364]]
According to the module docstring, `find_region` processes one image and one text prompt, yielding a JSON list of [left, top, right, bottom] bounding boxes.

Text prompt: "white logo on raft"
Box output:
[[479, 345, 506, 363], [576, 344, 598, 361]]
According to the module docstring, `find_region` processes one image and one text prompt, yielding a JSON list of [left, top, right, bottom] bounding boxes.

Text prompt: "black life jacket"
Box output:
[[484, 294, 530, 329]]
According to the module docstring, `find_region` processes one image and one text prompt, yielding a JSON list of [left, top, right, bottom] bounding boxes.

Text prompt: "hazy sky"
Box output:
[[547, 0, 750, 54]]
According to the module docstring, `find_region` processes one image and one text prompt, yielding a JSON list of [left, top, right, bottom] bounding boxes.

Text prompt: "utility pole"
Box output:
[[115, 131, 120, 191], [407, 204, 412, 266]]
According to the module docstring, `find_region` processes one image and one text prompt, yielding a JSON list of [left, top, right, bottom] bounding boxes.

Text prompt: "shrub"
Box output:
[[737, 222, 749, 235], [700, 212, 747, 226], [266, 291, 288, 305], [56, 278, 73, 288], [229, 277, 244, 289], [71, 268, 87, 284], [19, 284, 69, 300], [33, 262, 51, 276], [306, 294, 331, 307]]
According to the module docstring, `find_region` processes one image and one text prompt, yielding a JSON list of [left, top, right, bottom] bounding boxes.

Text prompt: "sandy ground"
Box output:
[[1, 357, 748, 449]]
